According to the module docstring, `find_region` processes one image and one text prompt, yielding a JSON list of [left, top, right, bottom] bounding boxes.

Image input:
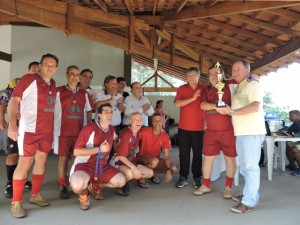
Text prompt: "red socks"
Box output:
[[12, 179, 26, 203], [31, 174, 45, 197], [58, 177, 67, 187], [202, 177, 211, 188], [225, 176, 234, 188]]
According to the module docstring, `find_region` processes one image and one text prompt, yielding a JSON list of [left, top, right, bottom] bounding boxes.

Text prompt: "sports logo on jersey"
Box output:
[[47, 96, 56, 106], [68, 105, 82, 114]]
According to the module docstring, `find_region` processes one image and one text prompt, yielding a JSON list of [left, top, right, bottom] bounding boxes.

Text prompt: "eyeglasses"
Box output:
[[42, 64, 56, 69]]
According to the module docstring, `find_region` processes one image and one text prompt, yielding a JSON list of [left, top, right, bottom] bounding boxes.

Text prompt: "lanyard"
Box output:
[[65, 84, 79, 103]]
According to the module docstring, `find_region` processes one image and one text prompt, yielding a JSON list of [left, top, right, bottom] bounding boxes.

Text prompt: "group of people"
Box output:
[[0, 53, 268, 218], [174, 61, 265, 214], [0, 53, 175, 218]]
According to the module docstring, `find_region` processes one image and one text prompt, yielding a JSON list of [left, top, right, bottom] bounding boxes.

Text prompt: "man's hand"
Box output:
[[165, 170, 172, 183], [100, 141, 110, 153], [131, 165, 142, 179], [0, 118, 7, 130], [215, 105, 231, 115], [117, 96, 124, 105], [142, 102, 151, 111], [7, 123, 18, 141], [192, 89, 201, 101]]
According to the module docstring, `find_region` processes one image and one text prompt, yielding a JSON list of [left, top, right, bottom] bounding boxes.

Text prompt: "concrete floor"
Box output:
[[0, 147, 299, 225]]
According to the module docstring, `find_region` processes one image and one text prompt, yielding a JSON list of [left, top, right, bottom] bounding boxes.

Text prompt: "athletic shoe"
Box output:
[[88, 183, 104, 200], [232, 195, 243, 202], [176, 177, 188, 188], [291, 169, 300, 176], [231, 203, 255, 213], [59, 185, 70, 199], [193, 178, 202, 189], [79, 193, 90, 210], [29, 194, 49, 207], [4, 182, 13, 198], [117, 183, 130, 197], [193, 185, 211, 196], [24, 181, 32, 190], [11, 201, 26, 218], [223, 186, 233, 199]]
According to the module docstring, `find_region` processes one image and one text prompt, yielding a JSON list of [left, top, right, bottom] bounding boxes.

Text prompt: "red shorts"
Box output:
[[203, 129, 237, 157], [18, 131, 53, 157], [74, 163, 120, 183], [56, 136, 77, 156]]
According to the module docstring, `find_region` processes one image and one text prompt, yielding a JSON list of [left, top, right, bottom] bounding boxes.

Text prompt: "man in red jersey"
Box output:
[[69, 103, 126, 210], [54, 65, 95, 199], [111, 112, 153, 196], [136, 113, 177, 185], [0, 61, 39, 198], [174, 67, 206, 189], [8, 53, 59, 218], [193, 66, 237, 198]]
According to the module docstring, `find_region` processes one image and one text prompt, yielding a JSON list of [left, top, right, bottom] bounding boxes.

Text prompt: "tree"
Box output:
[[263, 92, 290, 122]]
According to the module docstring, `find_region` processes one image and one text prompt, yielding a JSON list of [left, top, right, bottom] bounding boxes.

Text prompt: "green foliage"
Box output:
[[263, 92, 290, 122], [131, 61, 184, 96]]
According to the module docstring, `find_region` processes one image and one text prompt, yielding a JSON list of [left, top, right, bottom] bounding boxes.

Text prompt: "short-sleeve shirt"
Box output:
[[287, 121, 300, 135], [71, 122, 115, 169], [115, 127, 140, 163], [123, 95, 154, 126], [0, 78, 20, 105], [175, 83, 206, 131], [201, 83, 233, 131], [138, 127, 171, 158], [231, 79, 266, 135], [54, 85, 95, 137], [93, 90, 123, 126], [12, 73, 57, 134]]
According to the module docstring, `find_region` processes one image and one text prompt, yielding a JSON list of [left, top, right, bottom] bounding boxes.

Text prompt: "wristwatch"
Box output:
[[229, 110, 234, 116]]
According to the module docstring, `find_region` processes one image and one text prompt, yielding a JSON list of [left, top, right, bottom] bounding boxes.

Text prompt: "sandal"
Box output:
[[137, 179, 149, 188], [150, 176, 161, 184]]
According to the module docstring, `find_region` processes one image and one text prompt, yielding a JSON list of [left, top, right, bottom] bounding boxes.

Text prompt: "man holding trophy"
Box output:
[[193, 63, 237, 199], [216, 59, 265, 214]]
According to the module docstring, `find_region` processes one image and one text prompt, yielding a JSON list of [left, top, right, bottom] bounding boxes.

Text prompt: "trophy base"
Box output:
[[216, 102, 226, 108]]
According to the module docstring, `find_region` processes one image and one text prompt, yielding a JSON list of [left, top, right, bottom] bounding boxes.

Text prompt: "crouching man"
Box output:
[[69, 103, 126, 210]]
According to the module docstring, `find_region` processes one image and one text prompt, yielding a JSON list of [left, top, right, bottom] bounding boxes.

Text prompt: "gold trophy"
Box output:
[[215, 62, 226, 108]]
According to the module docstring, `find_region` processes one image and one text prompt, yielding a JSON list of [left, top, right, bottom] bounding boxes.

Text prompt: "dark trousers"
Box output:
[[178, 128, 204, 179]]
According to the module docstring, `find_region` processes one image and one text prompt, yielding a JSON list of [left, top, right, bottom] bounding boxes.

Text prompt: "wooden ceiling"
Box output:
[[1, 0, 300, 79]]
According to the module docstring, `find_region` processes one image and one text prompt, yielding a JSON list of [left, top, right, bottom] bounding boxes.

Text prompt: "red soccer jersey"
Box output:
[[12, 73, 57, 134], [201, 83, 233, 131], [138, 127, 171, 158], [175, 83, 206, 131], [115, 127, 140, 163], [72, 122, 115, 167], [54, 85, 95, 137]]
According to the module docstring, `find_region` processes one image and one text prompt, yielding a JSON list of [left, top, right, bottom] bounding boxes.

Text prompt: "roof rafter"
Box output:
[[93, 0, 108, 12], [0, 0, 212, 71], [252, 36, 300, 71], [176, 0, 188, 13], [124, 0, 134, 16], [229, 14, 300, 37], [164, 1, 300, 22]]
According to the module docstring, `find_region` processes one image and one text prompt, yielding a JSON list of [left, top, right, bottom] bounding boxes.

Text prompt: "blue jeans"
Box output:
[[236, 135, 265, 207]]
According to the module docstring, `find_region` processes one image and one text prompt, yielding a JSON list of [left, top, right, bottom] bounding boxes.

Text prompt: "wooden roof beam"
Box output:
[[124, 0, 134, 16], [168, 21, 271, 53], [176, 0, 188, 13], [153, 0, 158, 15], [0, 11, 28, 23], [252, 36, 300, 71], [65, 2, 74, 36], [164, 1, 300, 22], [229, 14, 300, 37], [200, 18, 285, 46], [93, 0, 108, 12], [164, 26, 259, 59], [268, 8, 300, 22], [0, 51, 12, 62]]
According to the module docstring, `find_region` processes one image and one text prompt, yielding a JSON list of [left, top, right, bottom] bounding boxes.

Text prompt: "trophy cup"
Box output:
[[215, 62, 226, 108]]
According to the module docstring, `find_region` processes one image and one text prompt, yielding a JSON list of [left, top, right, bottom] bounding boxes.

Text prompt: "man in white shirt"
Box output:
[[94, 75, 125, 134], [123, 82, 154, 127]]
